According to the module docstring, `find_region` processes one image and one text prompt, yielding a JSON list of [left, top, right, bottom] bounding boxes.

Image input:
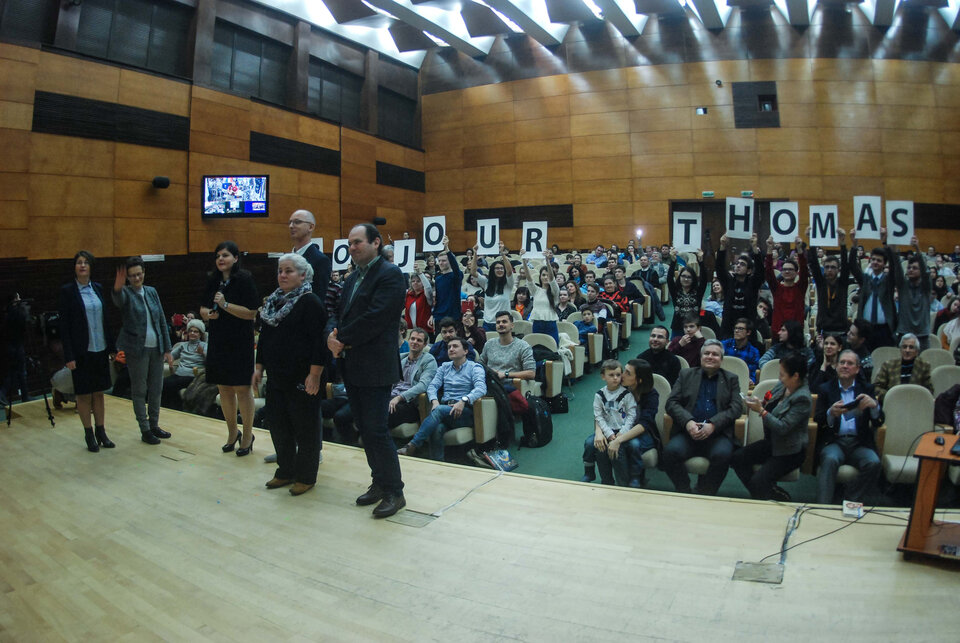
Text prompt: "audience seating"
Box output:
[[870, 347, 901, 382], [700, 326, 716, 340], [880, 384, 935, 485], [931, 364, 960, 397], [520, 333, 563, 398], [721, 356, 750, 396], [556, 321, 586, 379], [920, 347, 953, 370], [513, 320, 533, 336], [758, 359, 780, 384]]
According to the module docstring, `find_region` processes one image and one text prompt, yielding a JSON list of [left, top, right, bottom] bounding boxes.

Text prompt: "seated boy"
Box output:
[[574, 308, 598, 346], [581, 359, 644, 487]]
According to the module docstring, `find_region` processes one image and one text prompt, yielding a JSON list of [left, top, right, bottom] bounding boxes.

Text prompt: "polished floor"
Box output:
[[1, 397, 958, 641]]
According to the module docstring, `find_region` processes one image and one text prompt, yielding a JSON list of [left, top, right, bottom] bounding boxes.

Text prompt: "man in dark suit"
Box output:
[[815, 349, 884, 504], [289, 209, 332, 295], [662, 340, 744, 495], [327, 224, 407, 518]]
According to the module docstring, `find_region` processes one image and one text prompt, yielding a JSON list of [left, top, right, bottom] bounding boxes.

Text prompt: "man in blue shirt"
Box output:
[[397, 337, 486, 461], [431, 235, 462, 324], [721, 318, 761, 383], [429, 317, 477, 364]]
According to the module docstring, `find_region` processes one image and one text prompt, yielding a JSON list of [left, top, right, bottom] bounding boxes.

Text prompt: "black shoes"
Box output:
[[141, 432, 161, 445], [151, 427, 171, 439], [84, 427, 99, 453], [222, 431, 241, 453], [236, 433, 255, 457], [372, 494, 406, 518], [94, 426, 115, 449], [356, 484, 384, 506]]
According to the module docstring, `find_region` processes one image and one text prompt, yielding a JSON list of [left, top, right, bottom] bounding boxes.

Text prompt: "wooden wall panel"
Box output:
[[419, 58, 954, 249]]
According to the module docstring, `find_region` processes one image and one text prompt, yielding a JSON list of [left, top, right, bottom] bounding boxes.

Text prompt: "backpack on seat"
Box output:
[[520, 392, 553, 448]]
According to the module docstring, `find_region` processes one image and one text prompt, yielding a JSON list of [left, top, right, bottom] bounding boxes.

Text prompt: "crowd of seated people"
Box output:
[[46, 224, 960, 506]]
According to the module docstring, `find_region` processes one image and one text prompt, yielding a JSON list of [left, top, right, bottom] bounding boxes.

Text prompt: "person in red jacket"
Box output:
[[765, 235, 808, 336]]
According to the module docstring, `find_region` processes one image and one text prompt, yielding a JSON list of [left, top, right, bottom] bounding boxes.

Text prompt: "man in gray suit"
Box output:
[[389, 327, 438, 428], [662, 339, 744, 495], [327, 224, 407, 518]]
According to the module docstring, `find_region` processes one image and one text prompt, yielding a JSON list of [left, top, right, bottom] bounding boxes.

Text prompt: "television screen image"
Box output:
[[202, 175, 269, 218]]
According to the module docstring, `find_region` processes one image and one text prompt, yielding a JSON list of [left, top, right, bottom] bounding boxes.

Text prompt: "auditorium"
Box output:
[[1, 0, 959, 639]]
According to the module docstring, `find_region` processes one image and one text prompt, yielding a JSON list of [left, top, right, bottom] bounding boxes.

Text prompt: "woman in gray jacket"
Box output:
[[733, 351, 811, 501], [112, 256, 174, 445]]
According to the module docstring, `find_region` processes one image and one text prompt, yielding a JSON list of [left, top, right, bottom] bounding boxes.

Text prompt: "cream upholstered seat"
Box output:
[[721, 355, 750, 397], [880, 384, 935, 485], [643, 374, 673, 472], [520, 333, 563, 398], [557, 321, 586, 378], [920, 348, 953, 371], [869, 346, 900, 382], [758, 359, 780, 385], [931, 364, 960, 398]]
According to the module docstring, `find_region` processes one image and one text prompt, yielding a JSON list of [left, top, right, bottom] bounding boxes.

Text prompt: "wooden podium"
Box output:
[[898, 432, 960, 561]]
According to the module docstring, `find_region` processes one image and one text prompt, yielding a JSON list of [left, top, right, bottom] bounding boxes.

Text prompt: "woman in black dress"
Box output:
[[58, 251, 115, 452], [200, 241, 259, 456]]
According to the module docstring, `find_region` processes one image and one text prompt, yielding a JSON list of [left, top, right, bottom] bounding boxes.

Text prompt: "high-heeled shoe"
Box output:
[[84, 427, 99, 453], [236, 433, 255, 457], [222, 430, 241, 453], [94, 426, 115, 449]]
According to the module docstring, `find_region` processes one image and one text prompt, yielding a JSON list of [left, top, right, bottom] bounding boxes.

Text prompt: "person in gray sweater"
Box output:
[[480, 311, 536, 415]]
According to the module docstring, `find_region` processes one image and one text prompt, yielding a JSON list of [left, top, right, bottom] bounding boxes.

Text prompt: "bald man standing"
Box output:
[[289, 209, 331, 295]]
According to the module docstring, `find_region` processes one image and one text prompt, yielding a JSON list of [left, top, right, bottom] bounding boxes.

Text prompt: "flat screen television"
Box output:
[[202, 175, 269, 218]]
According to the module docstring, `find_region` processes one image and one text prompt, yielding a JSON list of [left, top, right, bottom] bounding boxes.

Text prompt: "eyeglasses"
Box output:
[[289, 219, 309, 226], [734, 327, 748, 332]]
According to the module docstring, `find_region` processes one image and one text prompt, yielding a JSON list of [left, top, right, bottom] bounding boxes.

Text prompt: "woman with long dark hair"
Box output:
[[59, 251, 115, 452], [759, 320, 814, 368], [460, 308, 487, 353], [200, 241, 260, 455], [472, 241, 514, 331], [512, 286, 532, 320], [666, 249, 711, 337], [734, 352, 811, 501], [524, 251, 560, 342], [808, 333, 842, 391]]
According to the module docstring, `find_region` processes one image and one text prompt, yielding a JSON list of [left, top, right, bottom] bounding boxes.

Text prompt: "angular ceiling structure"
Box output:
[[254, 0, 960, 67]]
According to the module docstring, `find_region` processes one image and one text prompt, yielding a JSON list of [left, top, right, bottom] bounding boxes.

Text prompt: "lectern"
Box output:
[[898, 432, 960, 561]]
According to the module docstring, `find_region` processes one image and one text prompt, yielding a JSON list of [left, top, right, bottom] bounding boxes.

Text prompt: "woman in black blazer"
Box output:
[[58, 251, 115, 452]]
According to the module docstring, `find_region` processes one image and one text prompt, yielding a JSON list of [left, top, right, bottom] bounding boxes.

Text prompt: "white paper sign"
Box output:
[[769, 202, 799, 243], [476, 218, 500, 256], [394, 239, 417, 274], [672, 212, 701, 252], [725, 197, 754, 240], [312, 238, 324, 253], [885, 200, 914, 245], [809, 205, 839, 247], [854, 196, 882, 240], [422, 216, 446, 252], [331, 239, 350, 270], [521, 221, 548, 259]]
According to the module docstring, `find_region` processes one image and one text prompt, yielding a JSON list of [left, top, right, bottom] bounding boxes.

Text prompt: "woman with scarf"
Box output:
[[254, 254, 328, 496], [200, 241, 260, 455]]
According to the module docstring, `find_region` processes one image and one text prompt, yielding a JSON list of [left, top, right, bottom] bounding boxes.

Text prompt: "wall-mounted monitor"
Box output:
[[202, 175, 269, 218]]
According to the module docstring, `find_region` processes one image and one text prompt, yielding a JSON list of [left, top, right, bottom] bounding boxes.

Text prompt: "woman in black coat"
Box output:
[[58, 251, 115, 452], [200, 241, 260, 455], [253, 253, 328, 496]]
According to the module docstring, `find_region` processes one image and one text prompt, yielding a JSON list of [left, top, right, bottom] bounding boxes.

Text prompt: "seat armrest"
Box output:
[[474, 397, 498, 444]]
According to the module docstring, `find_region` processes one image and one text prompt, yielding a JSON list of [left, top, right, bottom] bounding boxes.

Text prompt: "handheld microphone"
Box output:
[[211, 281, 226, 312]]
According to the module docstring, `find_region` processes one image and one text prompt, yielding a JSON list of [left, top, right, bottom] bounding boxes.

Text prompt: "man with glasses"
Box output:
[[721, 318, 760, 383], [807, 228, 850, 335], [288, 209, 331, 296], [765, 235, 808, 338], [872, 333, 933, 402], [715, 233, 764, 339]]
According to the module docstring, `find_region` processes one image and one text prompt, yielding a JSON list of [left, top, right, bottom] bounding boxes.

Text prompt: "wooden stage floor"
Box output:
[[1, 397, 958, 641]]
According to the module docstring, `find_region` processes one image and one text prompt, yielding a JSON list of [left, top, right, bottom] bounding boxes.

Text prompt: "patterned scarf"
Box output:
[[260, 282, 312, 327]]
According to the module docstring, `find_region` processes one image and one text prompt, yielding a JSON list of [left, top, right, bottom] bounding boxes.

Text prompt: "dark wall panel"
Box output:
[[464, 205, 574, 230], [32, 91, 190, 150], [376, 161, 424, 192], [249, 131, 340, 175]]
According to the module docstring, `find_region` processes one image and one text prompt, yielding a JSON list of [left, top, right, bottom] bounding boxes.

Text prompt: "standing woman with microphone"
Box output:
[[200, 241, 260, 455]]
